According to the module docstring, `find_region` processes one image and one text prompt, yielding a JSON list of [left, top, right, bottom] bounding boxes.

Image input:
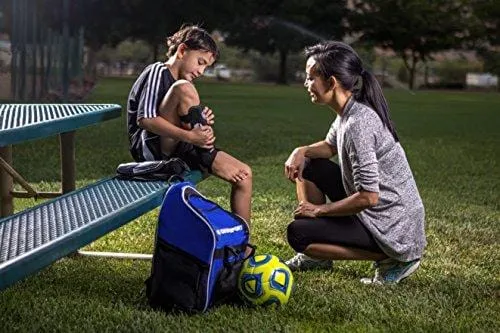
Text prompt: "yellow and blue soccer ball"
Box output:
[[238, 254, 294, 306]]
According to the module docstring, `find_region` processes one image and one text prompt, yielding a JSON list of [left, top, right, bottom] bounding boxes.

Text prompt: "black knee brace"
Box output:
[[179, 105, 207, 129]]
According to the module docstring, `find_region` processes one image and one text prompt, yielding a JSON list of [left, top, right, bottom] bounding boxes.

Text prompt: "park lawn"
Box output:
[[1, 78, 499, 332]]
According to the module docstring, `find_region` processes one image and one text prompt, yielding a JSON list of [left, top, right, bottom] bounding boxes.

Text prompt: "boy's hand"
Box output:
[[189, 125, 215, 149], [202, 106, 215, 125]]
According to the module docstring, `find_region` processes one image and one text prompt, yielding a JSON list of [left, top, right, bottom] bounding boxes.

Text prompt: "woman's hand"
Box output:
[[228, 167, 251, 183], [188, 125, 215, 149], [294, 201, 322, 218], [285, 147, 307, 182], [202, 106, 215, 125]]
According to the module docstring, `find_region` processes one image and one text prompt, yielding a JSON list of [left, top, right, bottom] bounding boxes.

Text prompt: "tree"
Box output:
[[77, 0, 131, 78], [349, 0, 474, 89], [116, 40, 151, 63], [123, 0, 222, 61], [470, 0, 500, 46], [218, 0, 347, 84], [470, 0, 500, 82]]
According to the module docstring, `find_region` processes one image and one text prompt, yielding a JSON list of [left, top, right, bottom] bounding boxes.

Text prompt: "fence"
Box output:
[[2, 0, 84, 102]]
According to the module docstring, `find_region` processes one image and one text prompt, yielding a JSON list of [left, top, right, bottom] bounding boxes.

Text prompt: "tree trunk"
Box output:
[[85, 47, 98, 80], [409, 65, 416, 90], [277, 49, 288, 85], [402, 51, 418, 90], [424, 62, 429, 87], [381, 57, 388, 87]]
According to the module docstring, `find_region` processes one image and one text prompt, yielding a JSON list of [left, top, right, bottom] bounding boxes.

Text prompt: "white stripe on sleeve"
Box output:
[[142, 62, 165, 118]]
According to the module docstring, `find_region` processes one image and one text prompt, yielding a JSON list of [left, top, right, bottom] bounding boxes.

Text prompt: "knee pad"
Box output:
[[180, 105, 207, 129]]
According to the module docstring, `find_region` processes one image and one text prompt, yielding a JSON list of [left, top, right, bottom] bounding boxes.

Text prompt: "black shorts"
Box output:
[[287, 158, 383, 253], [170, 142, 219, 173], [130, 131, 163, 162], [130, 131, 219, 173]]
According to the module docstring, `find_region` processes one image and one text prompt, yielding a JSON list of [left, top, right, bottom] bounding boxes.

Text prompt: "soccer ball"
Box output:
[[238, 254, 294, 306]]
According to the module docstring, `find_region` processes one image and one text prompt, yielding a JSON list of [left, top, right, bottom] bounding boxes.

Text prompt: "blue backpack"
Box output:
[[145, 181, 253, 313]]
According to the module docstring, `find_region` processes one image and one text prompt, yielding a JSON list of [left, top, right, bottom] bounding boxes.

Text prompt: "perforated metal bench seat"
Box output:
[[0, 171, 201, 290]]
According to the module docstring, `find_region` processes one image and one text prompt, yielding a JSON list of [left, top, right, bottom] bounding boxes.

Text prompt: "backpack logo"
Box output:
[[216, 225, 243, 236]]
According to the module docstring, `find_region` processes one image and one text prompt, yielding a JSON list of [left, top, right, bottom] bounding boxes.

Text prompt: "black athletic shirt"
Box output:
[[127, 62, 176, 161]]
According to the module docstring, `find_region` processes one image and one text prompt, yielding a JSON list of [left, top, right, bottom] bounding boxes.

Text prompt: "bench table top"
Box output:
[[0, 104, 122, 146]]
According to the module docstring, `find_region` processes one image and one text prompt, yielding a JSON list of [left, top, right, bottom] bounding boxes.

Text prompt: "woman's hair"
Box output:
[[305, 41, 399, 142], [166, 25, 219, 60]]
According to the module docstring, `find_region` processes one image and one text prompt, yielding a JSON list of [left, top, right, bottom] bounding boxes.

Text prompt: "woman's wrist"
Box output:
[[315, 204, 327, 217], [298, 146, 309, 158]]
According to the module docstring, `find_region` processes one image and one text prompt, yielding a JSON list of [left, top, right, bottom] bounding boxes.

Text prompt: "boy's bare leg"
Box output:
[[210, 152, 252, 223], [159, 80, 253, 224]]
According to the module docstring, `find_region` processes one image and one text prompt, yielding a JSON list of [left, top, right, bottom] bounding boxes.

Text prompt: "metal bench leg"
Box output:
[[0, 146, 14, 217], [77, 250, 153, 260], [60, 131, 75, 193]]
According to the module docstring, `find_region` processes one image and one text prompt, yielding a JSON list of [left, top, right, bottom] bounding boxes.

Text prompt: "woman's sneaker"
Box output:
[[285, 253, 333, 272], [360, 258, 421, 285]]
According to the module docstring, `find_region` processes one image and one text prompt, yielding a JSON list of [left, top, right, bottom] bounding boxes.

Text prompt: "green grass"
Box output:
[[1, 78, 499, 332]]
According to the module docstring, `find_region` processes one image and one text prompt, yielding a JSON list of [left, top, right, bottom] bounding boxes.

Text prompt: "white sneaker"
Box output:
[[285, 253, 333, 272], [361, 258, 421, 285]]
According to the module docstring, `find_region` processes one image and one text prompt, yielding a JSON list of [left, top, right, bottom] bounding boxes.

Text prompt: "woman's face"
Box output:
[[304, 57, 332, 104], [178, 46, 215, 82]]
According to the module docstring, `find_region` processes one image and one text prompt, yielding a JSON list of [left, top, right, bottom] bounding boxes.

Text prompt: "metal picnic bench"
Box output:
[[0, 104, 201, 290]]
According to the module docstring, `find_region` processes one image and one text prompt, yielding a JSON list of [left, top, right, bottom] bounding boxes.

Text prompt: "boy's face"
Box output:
[[178, 46, 215, 82]]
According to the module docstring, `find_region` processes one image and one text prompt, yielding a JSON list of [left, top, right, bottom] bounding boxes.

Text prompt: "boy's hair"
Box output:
[[166, 25, 219, 60]]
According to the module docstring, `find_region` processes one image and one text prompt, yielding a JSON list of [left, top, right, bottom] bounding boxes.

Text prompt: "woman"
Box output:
[[127, 25, 252, 224], [284, 41, 426, 284]]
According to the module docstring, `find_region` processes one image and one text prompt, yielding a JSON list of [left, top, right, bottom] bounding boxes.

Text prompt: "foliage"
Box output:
[[96, 40, 152, 66], [352, 44, 376, 70], [478, 49, 500, 80], [119, 0, 222, 61], [250, 51, 305, 83], [216, 44, 254, 70], [115, 40, 152, 63], [349, 0, 475, 90], [218, 0, 347, 84], [469, 0, 500, 46], [397, 65, 409, 84], [470, 0, 500, 80], [0, 79, 499, 332], [434, 59, 483, 85]]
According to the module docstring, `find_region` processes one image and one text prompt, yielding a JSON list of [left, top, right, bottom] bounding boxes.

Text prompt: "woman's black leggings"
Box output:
[[287, 158, 383, 254]]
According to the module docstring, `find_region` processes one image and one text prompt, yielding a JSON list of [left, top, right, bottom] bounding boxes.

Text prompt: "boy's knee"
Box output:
[[239, 164, 252, 185], [230, 163, 252, 187], [242, 164, 252, 179], [172, 80, 200, 105]]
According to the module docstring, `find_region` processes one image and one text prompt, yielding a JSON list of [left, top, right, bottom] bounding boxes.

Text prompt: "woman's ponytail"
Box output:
[[359, 70, 399, 142]]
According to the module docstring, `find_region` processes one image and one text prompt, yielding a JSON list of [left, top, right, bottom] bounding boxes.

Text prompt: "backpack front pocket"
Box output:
[[146, 239, 209, 313]]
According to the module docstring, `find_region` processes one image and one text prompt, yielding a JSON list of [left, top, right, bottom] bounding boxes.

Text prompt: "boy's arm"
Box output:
[[138, 116, 194, 142], [139, 80, 215, 148]]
